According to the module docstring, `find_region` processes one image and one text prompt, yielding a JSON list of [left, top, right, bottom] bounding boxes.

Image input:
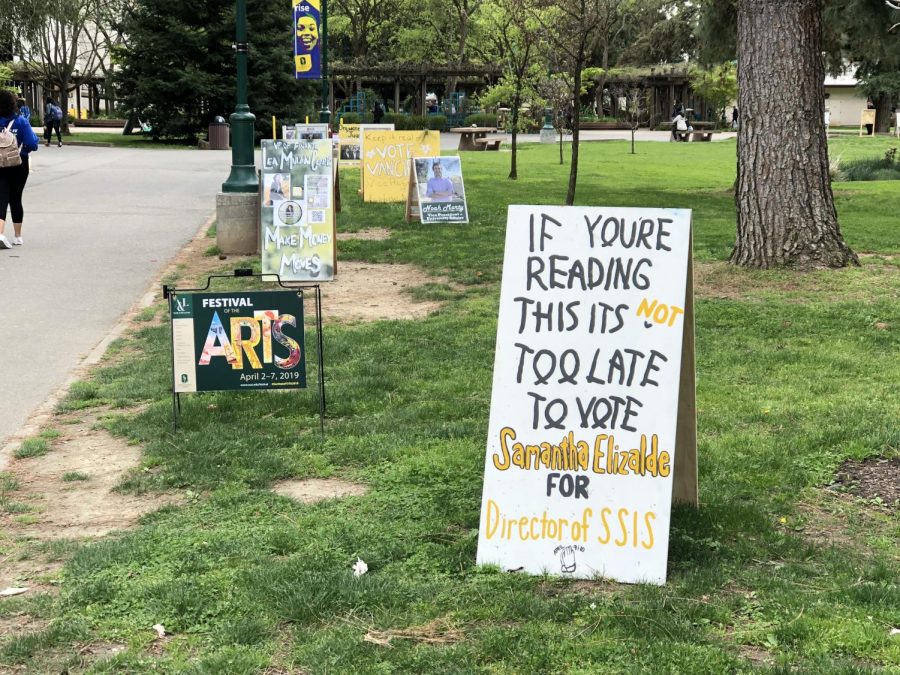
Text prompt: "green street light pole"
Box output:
[[318, 0, 331, 125], [222, 0, 257, 193]]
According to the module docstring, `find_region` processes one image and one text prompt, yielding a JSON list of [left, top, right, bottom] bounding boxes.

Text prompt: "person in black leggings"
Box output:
[[0, 90, 40, 249]]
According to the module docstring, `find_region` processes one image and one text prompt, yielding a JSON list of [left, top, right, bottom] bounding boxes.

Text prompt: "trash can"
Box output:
[[208, 116, 230, 150]]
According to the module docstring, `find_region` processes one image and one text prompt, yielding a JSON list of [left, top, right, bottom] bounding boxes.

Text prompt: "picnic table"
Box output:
[[449, 127, 498, 151]]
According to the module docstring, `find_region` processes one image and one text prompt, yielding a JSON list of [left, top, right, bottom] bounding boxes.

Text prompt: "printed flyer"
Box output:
[[171, 291, 306, 393], [260, 139, 335, 281], [476, 205, 693, 585]]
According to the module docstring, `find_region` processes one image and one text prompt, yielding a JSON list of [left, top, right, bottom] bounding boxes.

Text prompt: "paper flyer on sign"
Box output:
[[476, 205, 692, 585]]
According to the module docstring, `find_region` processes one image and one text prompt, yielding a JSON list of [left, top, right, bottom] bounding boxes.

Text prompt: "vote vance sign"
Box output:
[[476, 205, 695, 585], [171, 291, 306, 393]]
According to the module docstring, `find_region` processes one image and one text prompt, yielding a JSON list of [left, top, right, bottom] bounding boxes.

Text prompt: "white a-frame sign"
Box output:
[[476, 205, 697, 586]]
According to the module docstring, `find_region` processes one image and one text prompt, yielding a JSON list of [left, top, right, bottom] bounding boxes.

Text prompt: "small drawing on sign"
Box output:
[[554, 544, 585, 574]]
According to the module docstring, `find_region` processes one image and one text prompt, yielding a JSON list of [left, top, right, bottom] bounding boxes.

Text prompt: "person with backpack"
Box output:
[[43, 97, 63, 147], [0, 90, 40, 249]]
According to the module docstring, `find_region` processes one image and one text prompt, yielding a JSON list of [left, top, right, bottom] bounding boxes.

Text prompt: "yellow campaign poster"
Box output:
[[362, 130, 440, 202]]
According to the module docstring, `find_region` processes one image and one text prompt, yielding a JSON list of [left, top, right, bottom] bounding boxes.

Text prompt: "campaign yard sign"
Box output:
[[411, 156, 469, 223], [338, 123, 393, 167], [476, 206, 695, 585], [260, 139, 335, 282], [171, 291, 306, 393], [362, 130, 440, 202]]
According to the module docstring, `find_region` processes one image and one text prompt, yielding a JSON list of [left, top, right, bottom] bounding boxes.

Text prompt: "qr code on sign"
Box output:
[[309, 210, 325, 223]]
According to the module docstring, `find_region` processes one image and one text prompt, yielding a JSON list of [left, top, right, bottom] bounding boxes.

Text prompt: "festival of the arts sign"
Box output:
[[171, 291, 306, 393], [476, 206, 692, 585]]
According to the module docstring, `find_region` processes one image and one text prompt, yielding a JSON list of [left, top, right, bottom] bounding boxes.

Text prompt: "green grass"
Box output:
[[2, 138, 898, 672], [13, 438, 51, 459], [61, 472, 90, 482], [63, 132, 197, 149]]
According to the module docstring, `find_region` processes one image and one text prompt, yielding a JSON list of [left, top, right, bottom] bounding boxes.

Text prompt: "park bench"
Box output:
[[474, 137, 503, 151], [689, 130, 717, 142]]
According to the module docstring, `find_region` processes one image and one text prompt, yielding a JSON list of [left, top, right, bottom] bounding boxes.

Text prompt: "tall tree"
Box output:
[[824, 0, 900, 132], [542, 0, 626, 204], [116, 0, 316, 139], [732, 0, 856, 268], [16, 0, 103, 130], [482, 0, 543, 179]]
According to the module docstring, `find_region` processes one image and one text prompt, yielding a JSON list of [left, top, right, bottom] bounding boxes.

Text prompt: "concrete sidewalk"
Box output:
[[0, 145, 231, 449], [440, 128, 737, 151]]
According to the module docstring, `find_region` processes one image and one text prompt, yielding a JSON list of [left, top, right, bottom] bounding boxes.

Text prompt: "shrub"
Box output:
[[837, 148, 900, 181], [464, 113, 498, 128]]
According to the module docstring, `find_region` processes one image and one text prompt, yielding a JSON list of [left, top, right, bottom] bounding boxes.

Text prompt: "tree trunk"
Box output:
[[732, 0, 857, 269], [873, 92, 892, 134], [509, 96, 519, 180], [559, 131, 563, 164], [566, 68, 582, 205]]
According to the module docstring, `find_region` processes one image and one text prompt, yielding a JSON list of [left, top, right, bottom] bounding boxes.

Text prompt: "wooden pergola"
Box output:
[[328, 62, 503, 115]]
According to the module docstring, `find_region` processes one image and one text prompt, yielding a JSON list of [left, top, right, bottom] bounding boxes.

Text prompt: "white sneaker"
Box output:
[[13, 237, 23, 246], [0, 235, 11, 249]]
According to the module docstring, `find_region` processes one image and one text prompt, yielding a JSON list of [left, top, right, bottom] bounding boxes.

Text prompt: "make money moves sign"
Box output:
[[261, 139, 335, 282], [171, 291, 306, 393], [293, 0, 322, 79], [477, 206, 694, 585]]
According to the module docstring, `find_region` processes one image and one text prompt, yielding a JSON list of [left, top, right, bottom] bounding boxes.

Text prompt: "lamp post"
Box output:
[[222, 0, 257, 193], [318, 0, 331, 125]]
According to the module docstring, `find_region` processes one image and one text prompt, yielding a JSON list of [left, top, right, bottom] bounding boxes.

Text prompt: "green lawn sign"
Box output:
[[170, 290, 306, 393]]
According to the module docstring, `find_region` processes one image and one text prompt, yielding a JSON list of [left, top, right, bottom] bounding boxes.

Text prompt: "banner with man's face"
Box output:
[[293, 0, 322, 79]]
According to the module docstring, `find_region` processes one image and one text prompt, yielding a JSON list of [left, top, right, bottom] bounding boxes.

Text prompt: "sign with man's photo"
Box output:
[[410, 156, 469, 224]]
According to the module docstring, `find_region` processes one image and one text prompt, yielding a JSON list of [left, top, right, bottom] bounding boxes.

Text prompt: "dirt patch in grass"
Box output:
[[1, 408, 180, 546], [319, 261, 450, 323], [537, 579, 630, 597], [0, 613, 49, 641], [738, 643, 773, 666], [362, 619, 465, 648], [272, 478, 368, 504], [337, 228, 391, 241], [830, 457, 900, 510]]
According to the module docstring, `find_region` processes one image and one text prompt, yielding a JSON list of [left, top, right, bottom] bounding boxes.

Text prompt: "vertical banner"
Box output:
[[260, 139, 335, 281], [476, 206, 694, 585], [361, 130, 440, 202], [293, 0, 322, 79]]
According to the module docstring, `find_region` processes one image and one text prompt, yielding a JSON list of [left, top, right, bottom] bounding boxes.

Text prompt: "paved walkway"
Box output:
[[440, 128, 736, 151], [0, 145, 231, 447]]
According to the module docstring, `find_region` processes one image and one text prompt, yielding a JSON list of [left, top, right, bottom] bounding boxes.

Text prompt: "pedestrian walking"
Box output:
[[0, 90, 40, 249], [731, 106, 739, 130], [43, 97, 63, 147], [17, 99, 31, 124]]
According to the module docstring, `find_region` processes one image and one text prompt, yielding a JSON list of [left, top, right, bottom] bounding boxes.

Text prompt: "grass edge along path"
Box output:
[[1, 139, 898, 673]]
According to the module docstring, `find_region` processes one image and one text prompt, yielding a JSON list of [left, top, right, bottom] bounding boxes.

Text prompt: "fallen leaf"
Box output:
[[0, 587, 29, 597]]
